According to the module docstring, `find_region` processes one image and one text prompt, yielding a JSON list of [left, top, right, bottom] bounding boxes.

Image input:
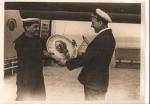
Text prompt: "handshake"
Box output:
[[43, 50, 70, 66], [57, 59, 67, 66], [56, 52, 71, 66]]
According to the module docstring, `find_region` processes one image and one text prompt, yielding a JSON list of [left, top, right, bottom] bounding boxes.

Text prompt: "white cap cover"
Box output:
[[95, 8, 112, 22], [21, 18, 40, 22]]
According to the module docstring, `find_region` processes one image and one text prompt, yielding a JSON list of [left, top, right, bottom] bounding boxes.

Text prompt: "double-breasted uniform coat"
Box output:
[[66, 28, 116, 92]]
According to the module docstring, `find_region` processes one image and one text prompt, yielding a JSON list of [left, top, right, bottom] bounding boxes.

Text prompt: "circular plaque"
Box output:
[[46, 35, 77, 61]]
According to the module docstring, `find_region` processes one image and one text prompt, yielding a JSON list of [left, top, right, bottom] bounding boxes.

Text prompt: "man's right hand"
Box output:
[[58, 59, 67, 66], [43, 50, 54, 57]]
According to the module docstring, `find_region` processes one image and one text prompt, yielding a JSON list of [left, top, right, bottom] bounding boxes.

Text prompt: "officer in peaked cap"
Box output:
[[14, 17, 46, 101], [92, 8, 112, 23], [66, 8, 116, 100], [21, 18, 40, 32], [91, 8, 112, 33]]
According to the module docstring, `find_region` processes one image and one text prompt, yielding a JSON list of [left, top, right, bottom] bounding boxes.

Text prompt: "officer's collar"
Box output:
[[95, 27, 111, 36]]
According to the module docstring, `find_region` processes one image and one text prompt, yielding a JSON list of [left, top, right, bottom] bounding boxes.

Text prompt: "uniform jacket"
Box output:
[[14, 32, 46, 100], [66, 28, 116, 91]]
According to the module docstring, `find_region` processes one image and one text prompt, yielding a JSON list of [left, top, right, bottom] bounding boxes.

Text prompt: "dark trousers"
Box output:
[[16, 71, 46, 101], [84, 86, 106, 101], [16, 84, 46, 101]]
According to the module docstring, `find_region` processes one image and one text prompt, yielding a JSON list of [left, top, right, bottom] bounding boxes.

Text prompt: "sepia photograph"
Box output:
[[0, 0, 149, 103]]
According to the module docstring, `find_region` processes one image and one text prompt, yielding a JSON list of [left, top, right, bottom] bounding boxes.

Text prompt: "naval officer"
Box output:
[[65, 8, 116, 100]]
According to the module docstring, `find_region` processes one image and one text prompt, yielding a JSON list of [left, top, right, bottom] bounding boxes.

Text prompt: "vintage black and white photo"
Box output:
[[0, 1, 149, 103]]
